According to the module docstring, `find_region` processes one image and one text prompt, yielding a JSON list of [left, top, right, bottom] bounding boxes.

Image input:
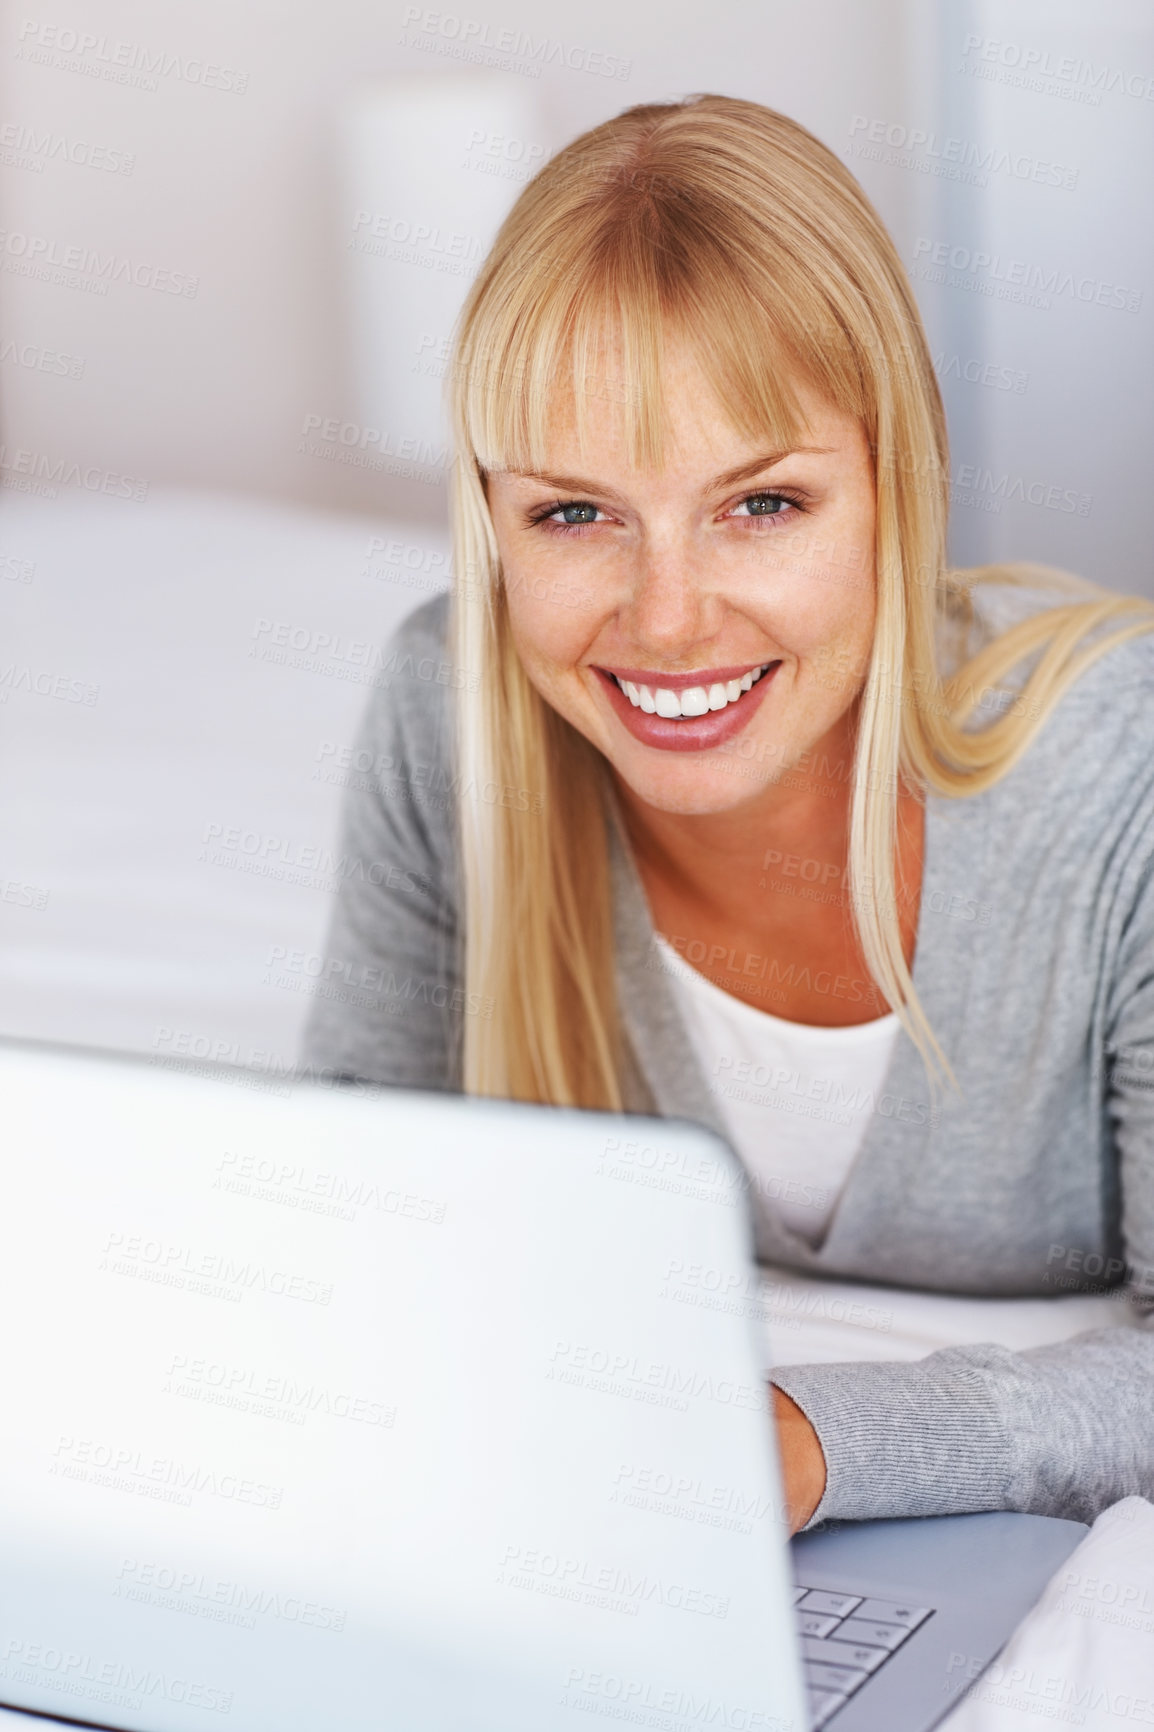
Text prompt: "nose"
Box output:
[[619, 534, 723, 665]]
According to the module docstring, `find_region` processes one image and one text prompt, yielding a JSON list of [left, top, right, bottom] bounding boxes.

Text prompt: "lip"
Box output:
[[597, 662, 772, 693], [593, 662, 780, 753]]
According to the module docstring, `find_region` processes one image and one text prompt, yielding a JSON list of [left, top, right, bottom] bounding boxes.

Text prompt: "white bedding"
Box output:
[[761, 1264, 1153, 1727], [0, 486, 449, 1063], [943, 1498, 1154, 1729]]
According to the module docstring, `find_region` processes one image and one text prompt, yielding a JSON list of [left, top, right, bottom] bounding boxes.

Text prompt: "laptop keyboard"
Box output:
[[792, 1585, 934, 1727]]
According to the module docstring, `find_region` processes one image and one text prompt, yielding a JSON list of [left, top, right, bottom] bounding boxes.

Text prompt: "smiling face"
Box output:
[[484, 338, 878, 819]]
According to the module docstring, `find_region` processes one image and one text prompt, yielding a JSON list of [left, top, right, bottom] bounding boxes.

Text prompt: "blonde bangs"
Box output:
[[453, 138, 875, 483]]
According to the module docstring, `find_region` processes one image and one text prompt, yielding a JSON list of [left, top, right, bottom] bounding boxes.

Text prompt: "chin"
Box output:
[[606, 750, 780, 817]]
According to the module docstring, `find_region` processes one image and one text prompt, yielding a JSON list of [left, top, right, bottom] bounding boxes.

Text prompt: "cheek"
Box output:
[[503, 581, 603, 713], [775, 574, 876, 663], [782, 577, 877, 708], [760, 490, 876, 648], [505, 583, 569, 667]]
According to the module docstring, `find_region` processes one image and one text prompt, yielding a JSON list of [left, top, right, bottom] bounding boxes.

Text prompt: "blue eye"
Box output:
[[530, 490, 802, 536], [530, 499, 604, 535]]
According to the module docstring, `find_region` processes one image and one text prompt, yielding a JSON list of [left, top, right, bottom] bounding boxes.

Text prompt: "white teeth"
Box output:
[[613, 663, 773, 718]]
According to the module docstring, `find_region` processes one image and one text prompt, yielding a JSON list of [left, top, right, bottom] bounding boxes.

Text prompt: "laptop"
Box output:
[[0, 1036, 1085, 1732]]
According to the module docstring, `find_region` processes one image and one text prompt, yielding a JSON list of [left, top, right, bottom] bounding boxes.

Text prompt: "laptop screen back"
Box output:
[[0, 1040, 806, 1732]]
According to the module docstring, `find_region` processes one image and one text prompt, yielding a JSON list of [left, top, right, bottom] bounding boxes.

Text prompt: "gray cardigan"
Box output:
[[301, 588, 1154, 1528]]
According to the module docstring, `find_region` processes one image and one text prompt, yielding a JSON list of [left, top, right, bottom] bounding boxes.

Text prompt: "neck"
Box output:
[[608, 709, 925, 1026], [611, 711, 860, 921]]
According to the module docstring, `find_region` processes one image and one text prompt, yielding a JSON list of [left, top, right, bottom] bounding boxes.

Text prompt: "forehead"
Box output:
[[464, 271, 876, 485], [507, 344, 858, 484]]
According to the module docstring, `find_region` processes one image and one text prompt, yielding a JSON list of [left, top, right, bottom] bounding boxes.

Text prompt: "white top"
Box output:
[[653, 935, 900, 1246]]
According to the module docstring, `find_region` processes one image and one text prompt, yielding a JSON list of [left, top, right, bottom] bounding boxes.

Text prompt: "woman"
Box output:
[[303, 94, 1154, 1534]]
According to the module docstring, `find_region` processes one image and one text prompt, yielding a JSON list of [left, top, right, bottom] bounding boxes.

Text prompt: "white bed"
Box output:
[[0, 486, 449, 1065], [758, 1267, 1154, 1726]]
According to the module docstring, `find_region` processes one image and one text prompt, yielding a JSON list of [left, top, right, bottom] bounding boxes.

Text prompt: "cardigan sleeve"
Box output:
[[298, 594, 466, 1092], [769, 815, 1154, 1527]]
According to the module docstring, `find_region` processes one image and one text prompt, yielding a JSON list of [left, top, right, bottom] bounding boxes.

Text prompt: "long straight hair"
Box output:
[[446, 94, 1154, 1106]]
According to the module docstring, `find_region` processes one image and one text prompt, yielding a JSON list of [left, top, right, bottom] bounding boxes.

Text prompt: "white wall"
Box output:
[[3, 0, 1147, 562], [908, 0, 1154, 594], [0, 0, 915, 527]]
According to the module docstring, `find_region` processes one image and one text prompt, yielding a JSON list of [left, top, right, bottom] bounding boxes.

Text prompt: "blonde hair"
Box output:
[[446, 93, 1154, 1106]]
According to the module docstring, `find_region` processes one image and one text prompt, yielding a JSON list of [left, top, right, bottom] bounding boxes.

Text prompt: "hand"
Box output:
[[771, 1386, 827, 1534]]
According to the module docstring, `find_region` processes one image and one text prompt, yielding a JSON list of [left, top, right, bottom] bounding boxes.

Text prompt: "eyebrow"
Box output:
[[503, 447, 835, 498]]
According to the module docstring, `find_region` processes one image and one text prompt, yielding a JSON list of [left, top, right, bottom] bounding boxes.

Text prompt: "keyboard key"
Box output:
[[800, 1635, 888, 1674], [807, 1688, 848, 1728], [805, 1659, 870, 1693], [797, 1611, 840, 1638], [855, 1597, 932, 1631], [833, 1617, 911, 1652], [796, 1589, 862, 1618], [791, 1585, 807, 1604]]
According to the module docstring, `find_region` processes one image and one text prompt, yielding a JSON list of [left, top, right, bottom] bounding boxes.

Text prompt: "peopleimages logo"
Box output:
[[0, 662, 99, 704], [952, 465, 1091, 517], [560, 1669, 790, 1732], [0, 122, 135, 174], [114, 1558, 347, 1633], [960, 33, 1154, 104], [398, 6, 632, 80], [612, 1462, 780, 1533], [0, 227, 198, 296], [50, 1434, 284, 1511], [215, 1148, 447, 1225], [848, 115, 1078, 190], [497, 1543, 730, 1619], [1, 1636, 232, 1716], [911, 237, 1141, 314], [547, 1341, 765, 1414], [0, 442, 147, 500], [100, 1231, 333, 1306], [0, 338, 85, 379], [165, 1353, 396, 1429]]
